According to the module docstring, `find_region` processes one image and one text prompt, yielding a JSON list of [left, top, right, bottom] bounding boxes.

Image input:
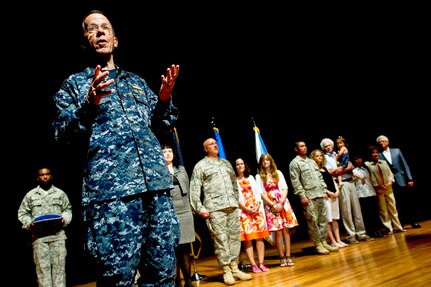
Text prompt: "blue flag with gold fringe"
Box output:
[[213, 126, 226, 159]]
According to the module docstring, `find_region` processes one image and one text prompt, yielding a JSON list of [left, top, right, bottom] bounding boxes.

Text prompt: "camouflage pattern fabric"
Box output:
[[86, 191, 180, 286]]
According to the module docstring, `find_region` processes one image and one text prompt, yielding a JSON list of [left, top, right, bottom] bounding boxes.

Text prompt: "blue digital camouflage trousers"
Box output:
[[85, 191, 180, 287]]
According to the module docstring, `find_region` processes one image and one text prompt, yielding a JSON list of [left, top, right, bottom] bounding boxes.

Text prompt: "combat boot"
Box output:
[[314, 240, 330, 255], [321, 239, 339, 252], [230, 260, 252, 281], [223, 265, 235, 285]]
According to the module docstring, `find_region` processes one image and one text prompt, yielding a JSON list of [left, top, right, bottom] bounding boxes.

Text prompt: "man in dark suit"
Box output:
[[376, 135, 421, 229]]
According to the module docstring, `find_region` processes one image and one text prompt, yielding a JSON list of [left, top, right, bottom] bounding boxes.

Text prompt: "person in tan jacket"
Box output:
[[365, 146, 405, 234]]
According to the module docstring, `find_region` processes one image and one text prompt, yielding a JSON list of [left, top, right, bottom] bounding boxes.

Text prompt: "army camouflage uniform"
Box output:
[[18, 185, 72, 287], [189, 157, 241, 265], [289, 155, 329, 243]]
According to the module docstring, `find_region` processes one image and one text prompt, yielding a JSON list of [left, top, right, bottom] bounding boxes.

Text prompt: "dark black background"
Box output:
[[7, 2, 429, 286]]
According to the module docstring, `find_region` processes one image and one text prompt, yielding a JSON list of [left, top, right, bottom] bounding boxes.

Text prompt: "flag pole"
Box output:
[[252, 119, 275, 246]]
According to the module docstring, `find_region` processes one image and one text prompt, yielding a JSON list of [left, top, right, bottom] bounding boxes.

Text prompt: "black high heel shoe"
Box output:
[[411, 223, 421, 228]]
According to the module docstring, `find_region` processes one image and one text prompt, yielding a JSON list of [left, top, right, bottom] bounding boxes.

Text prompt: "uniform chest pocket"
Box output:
[[131, 86, 155, 117], [202, 168, 219, 181], [31, 199, 43, 209]]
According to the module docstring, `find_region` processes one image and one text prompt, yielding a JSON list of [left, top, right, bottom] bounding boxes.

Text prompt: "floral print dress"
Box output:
[[262, 178, 298, 232], [237, 176, 270, 241]]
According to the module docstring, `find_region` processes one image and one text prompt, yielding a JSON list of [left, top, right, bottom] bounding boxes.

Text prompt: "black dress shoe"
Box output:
[[411, 223, 422, 228]]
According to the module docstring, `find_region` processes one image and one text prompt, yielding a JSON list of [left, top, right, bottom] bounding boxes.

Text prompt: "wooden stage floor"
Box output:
[[73, 219, 431, 287]]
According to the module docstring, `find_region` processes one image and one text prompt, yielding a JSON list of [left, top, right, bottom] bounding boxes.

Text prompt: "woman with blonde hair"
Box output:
[[310, 149, 347, 248]]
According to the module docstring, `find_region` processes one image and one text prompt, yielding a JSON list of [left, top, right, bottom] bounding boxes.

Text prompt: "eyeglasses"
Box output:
[[86, 24, 112, 35]]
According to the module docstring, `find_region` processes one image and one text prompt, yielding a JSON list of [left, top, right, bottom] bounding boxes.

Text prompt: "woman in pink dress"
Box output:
[[256, 153, 298, 267], [235, 158, 270, 273]]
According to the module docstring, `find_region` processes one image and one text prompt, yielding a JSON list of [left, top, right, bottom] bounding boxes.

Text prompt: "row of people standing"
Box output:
[[188, 134, 410, 286], [288, 134, 421, 256], [19, 133, 418, 287], [154, 134, 419, 287], [317, 135, 421, 245], [160, 135, 419, 287], [188, 134, 420, 281], [190, 136, 344, 286], [188, 138, 300, 285]]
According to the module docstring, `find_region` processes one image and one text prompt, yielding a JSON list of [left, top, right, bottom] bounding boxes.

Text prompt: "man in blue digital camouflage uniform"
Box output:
[[53, 10, 180, 287]]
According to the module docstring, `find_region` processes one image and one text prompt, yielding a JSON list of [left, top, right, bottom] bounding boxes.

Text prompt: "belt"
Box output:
[[342, 178, 353, 182]]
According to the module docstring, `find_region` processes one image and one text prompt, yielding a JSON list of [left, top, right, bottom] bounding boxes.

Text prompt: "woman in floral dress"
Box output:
[[256, 153, 298, 267], [235, 158, 270, 273]]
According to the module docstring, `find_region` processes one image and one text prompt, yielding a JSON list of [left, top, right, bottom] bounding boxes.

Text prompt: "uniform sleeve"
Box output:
[[17, 194, 33, 231], [189, 164, 205, 214], [228, 163, 239, 202], [53, 76, 97, 144], [60, 190, 73, 226], [289, 160, 306, 199]]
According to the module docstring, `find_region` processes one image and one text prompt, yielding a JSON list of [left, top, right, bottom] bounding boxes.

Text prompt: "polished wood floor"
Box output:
[[74, 219, 431, 287]]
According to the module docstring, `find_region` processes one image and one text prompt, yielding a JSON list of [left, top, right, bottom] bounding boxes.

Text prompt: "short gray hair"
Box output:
[[376, 135, 389, 143], [320, 138, 334, 149]]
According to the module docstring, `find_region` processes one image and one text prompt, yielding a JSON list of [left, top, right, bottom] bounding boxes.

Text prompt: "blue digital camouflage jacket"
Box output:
[[53, 66, 178, 207]]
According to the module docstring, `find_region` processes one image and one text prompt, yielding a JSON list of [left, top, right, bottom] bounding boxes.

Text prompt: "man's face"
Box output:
[[323, 142, 333, 153], [296, 142, 307, 156], [204, 139, 219, 155], [83, 13, 118, 56], [378, 139, 389, 150], [323, 143, 334, 153], [37, 168, 52, 186]]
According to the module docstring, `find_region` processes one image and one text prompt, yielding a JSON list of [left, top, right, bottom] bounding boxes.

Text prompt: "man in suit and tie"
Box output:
[[376, 135, 421, 229]]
